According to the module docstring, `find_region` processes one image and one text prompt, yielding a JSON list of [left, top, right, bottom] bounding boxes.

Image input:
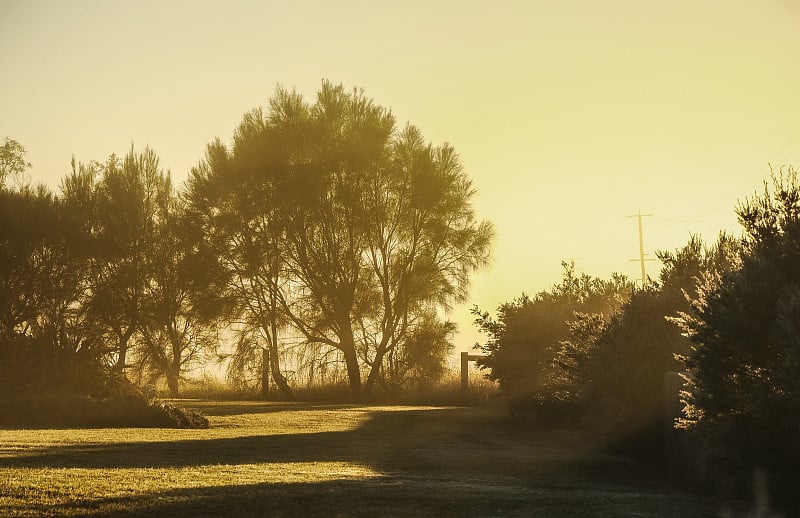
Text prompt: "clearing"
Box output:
[[0, 401, 714, 517]]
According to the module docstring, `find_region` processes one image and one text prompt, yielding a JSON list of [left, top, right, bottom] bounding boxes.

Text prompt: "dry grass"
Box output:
[[0, 401, 716, 517]]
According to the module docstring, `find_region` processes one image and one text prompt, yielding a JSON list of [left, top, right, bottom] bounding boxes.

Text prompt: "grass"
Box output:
[[0, 401, 718, 517], [177, 368, 501, 407]]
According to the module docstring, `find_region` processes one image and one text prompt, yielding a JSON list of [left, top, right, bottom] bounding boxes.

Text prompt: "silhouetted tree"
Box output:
[[676, 167, 800, 502], [357, 124, 494, 396], [187, 134, 295, 399], [189, 82, 493, 400], [0, 185, 102, 395], [136, 188, 230, 396], [0, 137, 32, 190], [87, 148, 170, 374], [473, 262, 632, 406], [550, 235, 738, 439]]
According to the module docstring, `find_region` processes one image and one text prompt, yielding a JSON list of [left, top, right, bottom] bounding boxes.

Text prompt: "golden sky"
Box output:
[[2, 0, 800, 353]]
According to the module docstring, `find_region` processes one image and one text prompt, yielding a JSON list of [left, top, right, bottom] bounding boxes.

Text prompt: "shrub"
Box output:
[[472, 262, 632, 401], [676, 168, 800, 507], [0, 377, 208, 429]]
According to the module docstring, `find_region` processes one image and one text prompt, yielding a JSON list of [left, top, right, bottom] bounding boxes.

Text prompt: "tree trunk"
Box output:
[[165, 365, 180, 397], [340, 328, 362, 401], [113, 326, 136, 374], [363, 347, 387, 398], [260, 347, 271, 399], [269, 341, 294, 400]]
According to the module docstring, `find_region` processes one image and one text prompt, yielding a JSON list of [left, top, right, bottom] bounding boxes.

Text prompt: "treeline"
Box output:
[[473, 168, 800, 507], [0, 82, 494, 402]]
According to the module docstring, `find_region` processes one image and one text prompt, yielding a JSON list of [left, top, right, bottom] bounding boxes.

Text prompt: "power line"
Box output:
[[654, 129, 800, 229]]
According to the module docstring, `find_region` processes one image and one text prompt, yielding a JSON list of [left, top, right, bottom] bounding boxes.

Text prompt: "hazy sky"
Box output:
[[3, 0, 800, 355]]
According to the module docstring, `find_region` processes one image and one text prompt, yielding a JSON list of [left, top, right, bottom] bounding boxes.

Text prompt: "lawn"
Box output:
[[0, 401, 716, 517]]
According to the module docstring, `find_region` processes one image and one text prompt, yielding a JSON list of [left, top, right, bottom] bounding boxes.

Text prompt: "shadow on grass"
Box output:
[[37, 477, 715, 518], [3, 406, 717, 516], [1, 409, 515, 471], [2, 408, 685, 488]]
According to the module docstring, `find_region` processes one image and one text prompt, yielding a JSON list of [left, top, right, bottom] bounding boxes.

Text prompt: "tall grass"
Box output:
[[175, 367, 500, 406]]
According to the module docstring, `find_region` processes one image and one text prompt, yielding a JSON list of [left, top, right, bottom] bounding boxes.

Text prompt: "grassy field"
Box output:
[[0, 401, 717, 517]]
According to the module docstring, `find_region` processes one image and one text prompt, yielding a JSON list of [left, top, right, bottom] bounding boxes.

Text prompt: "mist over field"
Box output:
[[2, 1, 800, 516]]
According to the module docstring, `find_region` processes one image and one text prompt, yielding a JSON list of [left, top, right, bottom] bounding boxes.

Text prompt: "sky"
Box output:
[[2, 0, 800, 359]]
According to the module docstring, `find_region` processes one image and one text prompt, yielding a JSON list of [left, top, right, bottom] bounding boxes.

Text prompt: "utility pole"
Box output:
[[626, 210, 655, 285]]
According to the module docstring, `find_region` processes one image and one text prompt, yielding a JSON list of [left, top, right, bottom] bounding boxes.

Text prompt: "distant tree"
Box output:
[[0, 137, 32, 190], [187, 135, 295, 399], [676, 167, 800, 502], [0, 185, 102, 396], [473, 262, 632, 404], [189, 82, 493, 400], [535, 234, 738, 456], [136, 189, 230, 396], [89, 148, 171, 374], [379, 311, 456, 393]]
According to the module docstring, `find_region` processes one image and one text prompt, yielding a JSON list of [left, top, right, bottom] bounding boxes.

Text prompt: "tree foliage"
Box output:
[[472, 262, 632, 403], [0, 185, 102, 396], [551, 235, 739, 434], [676, 168, 800, 500], [0, 137, 32, 190], [188, 82, 493, 400]]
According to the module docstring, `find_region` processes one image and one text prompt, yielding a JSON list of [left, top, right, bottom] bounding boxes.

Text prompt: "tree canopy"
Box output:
[[676, 168, 800, 500], [0, 138, 32, 190], [187, 82, 494, 400], [472, 262, 633, 402]]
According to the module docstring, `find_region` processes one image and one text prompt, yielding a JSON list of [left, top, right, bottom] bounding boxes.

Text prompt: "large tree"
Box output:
[[188, 82, 493, 400], [676, 168, 800, 502], [550, 234, 739, 432], [91, 148, 171, 373]]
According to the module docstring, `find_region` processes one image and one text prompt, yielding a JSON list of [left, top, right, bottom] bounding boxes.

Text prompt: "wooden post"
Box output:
[[461, 351, 469, 399], [461, 353, 484, 402]]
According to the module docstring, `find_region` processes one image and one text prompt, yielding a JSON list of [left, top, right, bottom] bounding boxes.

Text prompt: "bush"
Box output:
[[473, 262, 632, 401], [0, 377, 208, 429], [677, 168, 800, 507], [506, 392, 582, 427]]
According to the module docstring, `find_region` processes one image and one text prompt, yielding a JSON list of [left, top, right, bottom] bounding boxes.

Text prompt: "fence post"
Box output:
[[461, 351, 469, 400]]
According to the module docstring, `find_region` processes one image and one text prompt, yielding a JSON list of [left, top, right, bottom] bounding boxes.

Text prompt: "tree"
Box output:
[[472, 262, 632, 404], [188, 82, 493, 400], [187, 135, 296, 399], [136, 188, 230, 396], [64, 147, 226, 395], [0, 137, 32, 190], [550, 235, 739, 434], [0, 185, 102, 396], [676, 167, 800, 502], [379, 311, 456, 393], [356, 124, 494, 396], [88, 147, 171, 374]]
